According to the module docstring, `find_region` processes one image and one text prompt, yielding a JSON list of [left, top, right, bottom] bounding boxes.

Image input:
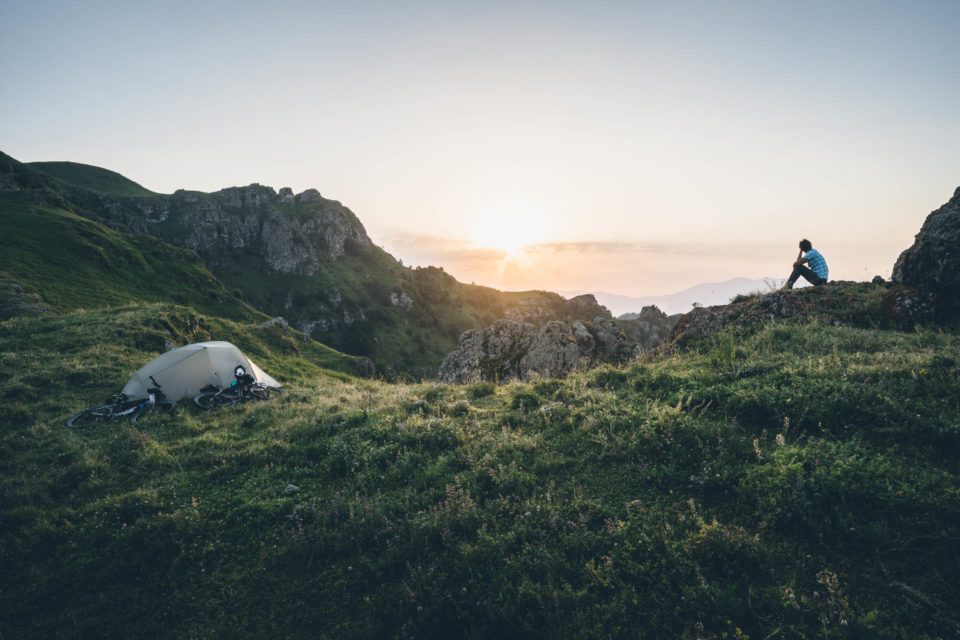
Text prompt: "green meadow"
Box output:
[[2, 287, 958, 639]]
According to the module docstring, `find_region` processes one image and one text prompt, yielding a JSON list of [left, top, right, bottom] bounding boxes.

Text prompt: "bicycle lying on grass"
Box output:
[[66, 376, 176, 428], [193, 366, 286, 411]]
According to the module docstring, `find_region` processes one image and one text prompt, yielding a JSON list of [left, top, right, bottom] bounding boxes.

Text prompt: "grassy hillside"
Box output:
[[0, 191, 259, 321], [2, 285, 957, 639], [26, 160, 157, 197]]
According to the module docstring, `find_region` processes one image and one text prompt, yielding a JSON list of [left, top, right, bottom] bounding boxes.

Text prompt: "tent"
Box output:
[[121, 341, 282, 401]]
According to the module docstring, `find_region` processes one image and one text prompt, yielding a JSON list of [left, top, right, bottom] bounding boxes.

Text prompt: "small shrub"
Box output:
[[467, 381, 496, 400], [449, 400, 470, 417], [533, 380, 562, 397], [587, 367, 628, 390], [423, 386, 448, 403], [510, 391, 541, 411], [406, 399, 430, 415]]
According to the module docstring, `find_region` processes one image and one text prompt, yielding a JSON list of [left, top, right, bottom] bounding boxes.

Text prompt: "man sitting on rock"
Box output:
[[784, 239, 828, 289]]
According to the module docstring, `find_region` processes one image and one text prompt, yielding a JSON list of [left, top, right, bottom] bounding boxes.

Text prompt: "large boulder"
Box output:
[[892, 186, 960, 318], [438, 320, 537, 384], [437, 317, 640, 384]]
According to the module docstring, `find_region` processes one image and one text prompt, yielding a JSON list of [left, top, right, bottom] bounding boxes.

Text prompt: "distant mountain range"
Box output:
[[562, 277, 782, 317]]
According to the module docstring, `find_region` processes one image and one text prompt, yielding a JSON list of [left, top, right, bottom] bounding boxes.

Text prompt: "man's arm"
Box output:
[[793, 254, 808, 268]]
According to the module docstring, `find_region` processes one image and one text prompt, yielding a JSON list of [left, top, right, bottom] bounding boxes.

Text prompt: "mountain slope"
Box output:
[[18, 154, 613, 376], [26, 160, 157, 197], [0, 153, 372, 378], [0, 189, 257, 321]]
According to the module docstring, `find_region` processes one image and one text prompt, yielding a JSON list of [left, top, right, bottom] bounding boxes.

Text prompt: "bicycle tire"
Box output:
[[130, 400, 176, 423], [66, 404, 115, 429], [248, 386, 270, 401], [194, 392, 231, 410]]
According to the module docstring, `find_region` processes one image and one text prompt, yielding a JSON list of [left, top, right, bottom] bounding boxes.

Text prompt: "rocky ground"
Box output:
[[438, 309, 678, 383]]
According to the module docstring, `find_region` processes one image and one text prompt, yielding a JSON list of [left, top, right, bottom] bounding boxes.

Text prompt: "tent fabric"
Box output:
[[121, 341, 281, 401]]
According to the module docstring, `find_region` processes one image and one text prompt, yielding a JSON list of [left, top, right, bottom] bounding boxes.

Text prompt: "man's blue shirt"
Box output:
[[805, 249, 828, 280]]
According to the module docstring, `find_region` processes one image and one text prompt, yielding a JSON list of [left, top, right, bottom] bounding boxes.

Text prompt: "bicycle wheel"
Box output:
[[156, 399, 176, 414], [66, 404, 115, 429], [194, 393, 231, 410], [247, 386, 270, 401], [131, 400, 177, 423]]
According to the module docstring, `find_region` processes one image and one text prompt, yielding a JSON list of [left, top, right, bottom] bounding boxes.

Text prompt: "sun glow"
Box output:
[[469, 198, 548, 254]]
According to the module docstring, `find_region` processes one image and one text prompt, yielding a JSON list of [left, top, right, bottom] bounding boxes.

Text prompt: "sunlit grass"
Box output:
[[2, 293, 959, 639]]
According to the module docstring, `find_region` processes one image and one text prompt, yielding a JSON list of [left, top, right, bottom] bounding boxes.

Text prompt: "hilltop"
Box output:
[[26, 160, 157, 197]]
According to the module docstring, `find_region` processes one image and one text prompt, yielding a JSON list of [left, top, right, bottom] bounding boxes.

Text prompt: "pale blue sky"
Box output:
[[3, 0, 959, 294]]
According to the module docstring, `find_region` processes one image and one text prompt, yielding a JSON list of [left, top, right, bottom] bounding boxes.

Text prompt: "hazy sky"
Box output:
[[3, 0, 959, 296]]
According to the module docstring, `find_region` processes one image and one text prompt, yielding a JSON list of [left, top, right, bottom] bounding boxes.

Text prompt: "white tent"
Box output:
[[121, 341, 281, 401]]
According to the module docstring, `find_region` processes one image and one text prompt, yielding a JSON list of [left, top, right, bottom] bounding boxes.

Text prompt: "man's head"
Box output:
[[799, 239, 812, 252]]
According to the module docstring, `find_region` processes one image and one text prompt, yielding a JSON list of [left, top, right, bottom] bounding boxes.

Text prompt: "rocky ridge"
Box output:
[[438, 316, 644, 384], [616, 305, 682, 348], [66, 183, 374, 276], [664, 282, 880, 344]]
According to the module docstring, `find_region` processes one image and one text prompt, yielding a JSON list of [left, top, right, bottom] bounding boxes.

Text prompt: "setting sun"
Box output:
[[469, 198, 548, 254]]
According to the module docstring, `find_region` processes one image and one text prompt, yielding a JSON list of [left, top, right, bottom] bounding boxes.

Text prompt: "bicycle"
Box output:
[[193, 381, 286, 410], [66, 376, 176, 428], [193, 366, 286, 411]]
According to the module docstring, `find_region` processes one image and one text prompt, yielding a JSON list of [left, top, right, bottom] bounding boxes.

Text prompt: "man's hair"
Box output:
[[799, 239, 812, 252]]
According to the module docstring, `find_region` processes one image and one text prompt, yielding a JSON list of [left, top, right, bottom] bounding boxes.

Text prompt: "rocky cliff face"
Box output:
[[437, 316, 641, 384], [892, 186, 960, 319], [78, 184, 374, 276]]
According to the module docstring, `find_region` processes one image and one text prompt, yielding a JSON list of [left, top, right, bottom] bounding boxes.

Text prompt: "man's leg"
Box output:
[[785, 265, 821, 289]]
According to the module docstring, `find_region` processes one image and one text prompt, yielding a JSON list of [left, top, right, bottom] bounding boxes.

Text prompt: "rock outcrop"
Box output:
[[662, 281, 890, 348], [501, 292, 611, 325], [880, 286, 936, 321], [56, 182, 373, 276], [616, 305, 681, 349], [154, 185, 372, 275], [437, 316, 640, 384], [0, 278, 51, 320], [892, 186, 960, 319]]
